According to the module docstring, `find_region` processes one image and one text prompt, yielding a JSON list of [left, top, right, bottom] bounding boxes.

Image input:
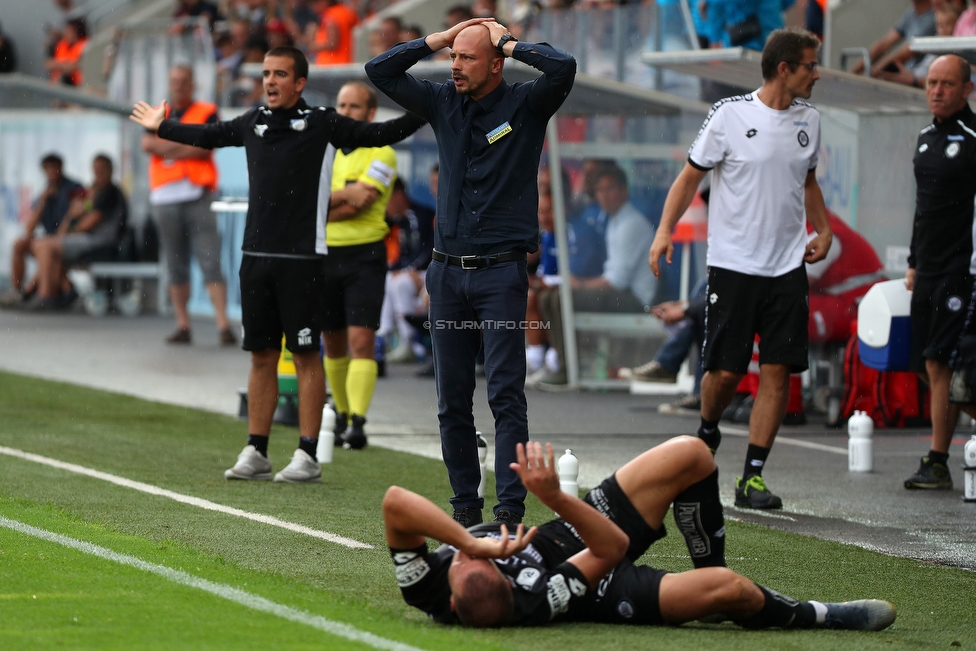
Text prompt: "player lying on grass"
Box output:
[[383, 436, 896, 630]]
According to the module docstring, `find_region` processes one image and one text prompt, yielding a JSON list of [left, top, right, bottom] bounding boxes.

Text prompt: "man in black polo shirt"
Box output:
[[132, 46, 424, 484], [367, 18, 576, 528], [904, 54, 976, 490]]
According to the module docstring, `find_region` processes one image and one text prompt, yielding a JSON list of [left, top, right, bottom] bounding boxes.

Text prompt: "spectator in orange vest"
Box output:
[[142, 64, 235, 346], [47, 18, 87, 87], [309, 0, 359, 65]]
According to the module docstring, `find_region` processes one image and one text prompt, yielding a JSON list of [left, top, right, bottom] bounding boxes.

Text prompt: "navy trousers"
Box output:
[[426, 258, 529, 516]]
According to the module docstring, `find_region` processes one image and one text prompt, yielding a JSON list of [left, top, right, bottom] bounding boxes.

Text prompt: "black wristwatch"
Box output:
[[496, 33, 518, 56]]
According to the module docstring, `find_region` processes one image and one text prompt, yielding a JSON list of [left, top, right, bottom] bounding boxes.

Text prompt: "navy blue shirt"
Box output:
[[366, 38, 576, 256]]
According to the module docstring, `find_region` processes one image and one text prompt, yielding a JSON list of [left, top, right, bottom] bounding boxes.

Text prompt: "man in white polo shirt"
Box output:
[[649, 28, 832, 510]]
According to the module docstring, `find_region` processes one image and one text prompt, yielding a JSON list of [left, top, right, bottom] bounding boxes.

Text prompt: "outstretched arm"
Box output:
[[131, 100, 246, 149], [383, 486, 537, 557], [327, 110, 427, 150], [511, 442, 628, 588]]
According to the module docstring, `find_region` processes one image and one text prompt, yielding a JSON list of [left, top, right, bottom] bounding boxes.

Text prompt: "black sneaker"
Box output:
[[904, 456, 953, 489], [734, 475, 783, 509], [452, 507, 483, 528], [333, 412, 348, 446], [493, 510, 522, 528], [342, 415, 368, 450], [820, 600, 896, 630], [782, 411, 807, 426], [721, 393, 748, 422]]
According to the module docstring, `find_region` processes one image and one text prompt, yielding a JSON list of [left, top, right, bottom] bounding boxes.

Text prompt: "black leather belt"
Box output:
[[432, 250, 524, 270]]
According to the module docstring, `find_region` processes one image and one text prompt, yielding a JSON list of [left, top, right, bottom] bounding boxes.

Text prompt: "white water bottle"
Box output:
[[477, 432, 488, 499], [317, 404, 336, 463], [963, 434, 976, 503], [557, 449, 579, 497], [848, 410, 874, 472]]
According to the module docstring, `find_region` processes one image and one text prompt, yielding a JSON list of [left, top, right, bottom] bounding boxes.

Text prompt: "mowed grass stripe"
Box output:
[[0, 515, 423, 651], [0, 445, 371, 549]]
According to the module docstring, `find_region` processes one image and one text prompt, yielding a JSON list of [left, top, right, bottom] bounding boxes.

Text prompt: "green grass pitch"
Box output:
[[0, 370, 973, 650]]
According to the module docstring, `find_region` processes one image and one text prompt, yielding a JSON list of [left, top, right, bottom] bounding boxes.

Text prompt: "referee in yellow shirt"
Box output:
[[322, 81, 398, 449]]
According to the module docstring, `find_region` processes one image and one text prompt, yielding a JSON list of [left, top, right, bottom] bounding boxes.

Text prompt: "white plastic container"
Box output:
[[848, 410, 874, 472], [963, 434, 976, 503], [316, 404, 336, 463], [857, 279, 913, 371], [477, 432, 488, 499], [557, 449, 579, 497]]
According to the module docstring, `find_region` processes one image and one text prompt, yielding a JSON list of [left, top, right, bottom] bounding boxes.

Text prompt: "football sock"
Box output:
[[347, 358, 378, 418], [735, 584, 817, 629], [698, 417, 721, 453], [298, 436, 318, 458], [928, 450, 949, 465], [324, 355, 350, 415], [247, 434, 269, 457], [673, 468, 726, 567], [743, 444, 771, 479]]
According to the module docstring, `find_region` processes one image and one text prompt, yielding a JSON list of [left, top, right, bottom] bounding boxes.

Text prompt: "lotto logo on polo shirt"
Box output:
[[486, 121, 513, 144], [297, 328, 312, 346]]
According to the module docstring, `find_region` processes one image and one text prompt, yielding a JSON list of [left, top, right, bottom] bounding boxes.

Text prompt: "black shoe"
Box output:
[[376, 358, 386, 378], [820, 600, 896, 630], [342, 415, 367, 450], [452, 507, 483, 528], [333, 412, 348, 446], [721, 393, 747, 422], [734, 475, 783, 509], [904, 456, 953, 489], [493, 510, 522, 528], [732, 396, 754, 424], [165, 327, 192, 344]]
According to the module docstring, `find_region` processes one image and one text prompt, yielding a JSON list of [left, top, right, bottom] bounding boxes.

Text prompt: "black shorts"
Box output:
[[239, 255, 323, 354], [910, 273, 972, 371], [589, 559, 669, 626], [321, 240, 388, 331], [702, 265, 809, 374]]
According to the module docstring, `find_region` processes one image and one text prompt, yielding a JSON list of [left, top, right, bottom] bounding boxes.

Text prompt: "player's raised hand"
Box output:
[[511, 442, 560, 503], [130, 100, 168, 132]]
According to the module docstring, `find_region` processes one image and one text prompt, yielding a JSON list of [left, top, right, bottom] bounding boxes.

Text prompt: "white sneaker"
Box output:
[[386, 342, 416, 363], [273, 449, 322, 483], [224, 445, 272, 480], [525, 367, 549, 388]]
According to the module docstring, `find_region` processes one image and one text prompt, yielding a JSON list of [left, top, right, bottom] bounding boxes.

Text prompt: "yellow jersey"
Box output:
[[327, 145, 396, 247]]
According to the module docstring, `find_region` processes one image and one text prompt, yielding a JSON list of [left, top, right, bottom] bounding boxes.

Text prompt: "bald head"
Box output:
[[450, 25, 504, 100], [926, 54, 974, 121]]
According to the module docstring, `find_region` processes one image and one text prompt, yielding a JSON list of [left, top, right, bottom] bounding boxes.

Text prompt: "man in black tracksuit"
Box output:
[[132, 46, 424, 484], [904, 54, 976, 490]]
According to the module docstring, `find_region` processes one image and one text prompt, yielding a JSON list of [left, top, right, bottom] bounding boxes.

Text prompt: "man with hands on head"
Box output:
[[384, 438, 896, 630], [367, 16, 576, 529], [131, 45, 425, 485]]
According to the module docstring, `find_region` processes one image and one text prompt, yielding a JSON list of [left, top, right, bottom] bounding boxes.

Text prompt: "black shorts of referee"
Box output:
[[320, 240, 388, 331], [701, 265, 810, 374], [240, 255, 324, 353], [909, 273, 972, 372]]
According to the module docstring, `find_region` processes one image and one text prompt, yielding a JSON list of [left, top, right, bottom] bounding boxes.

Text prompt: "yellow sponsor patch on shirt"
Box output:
[[486, 121, 513, 144]]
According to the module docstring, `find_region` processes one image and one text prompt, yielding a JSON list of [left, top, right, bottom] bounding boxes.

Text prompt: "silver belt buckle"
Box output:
[[460, 255, 479, 270]]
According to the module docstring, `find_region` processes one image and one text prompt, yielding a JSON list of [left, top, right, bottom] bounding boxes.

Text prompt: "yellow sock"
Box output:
[[347, 358, 378, 418], [324, 355, 350, 415]]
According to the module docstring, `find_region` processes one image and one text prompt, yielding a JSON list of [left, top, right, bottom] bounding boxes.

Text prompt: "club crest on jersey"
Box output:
[[946, 142, 960, 158], [290, 119, 307, 132], [797, 130, 809, 147], [254, 124, 269, 137], [709, 293, 718, 304], [948, 295, 963, 312], [919, 143, 929, 153], [746, 128, 757, 138]]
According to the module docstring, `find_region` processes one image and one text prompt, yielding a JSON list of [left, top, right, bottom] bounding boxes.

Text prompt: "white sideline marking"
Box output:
[[0, 517, 422, 651], [718, 426, 847, 456], [0, 446, 371, 549]]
